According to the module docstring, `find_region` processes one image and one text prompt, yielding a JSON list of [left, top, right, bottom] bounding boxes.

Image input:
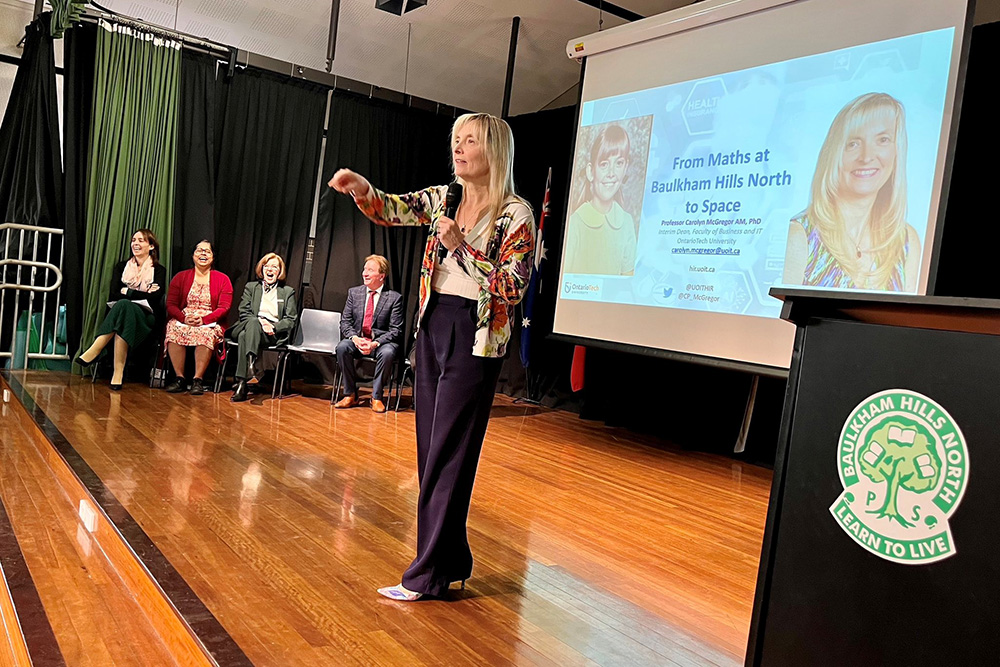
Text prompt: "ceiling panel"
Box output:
[[87, 0, 633, 114], [13, 0, 995, 114]]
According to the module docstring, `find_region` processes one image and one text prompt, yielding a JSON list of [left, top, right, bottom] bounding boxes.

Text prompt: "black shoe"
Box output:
[[231, 379, 249, 403], [165, 377, 187, 393], [110, 383, 122, 391], [190, 378, 206, 396], [74, 355, 95, 368]]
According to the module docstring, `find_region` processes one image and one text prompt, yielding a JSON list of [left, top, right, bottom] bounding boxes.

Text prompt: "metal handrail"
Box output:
[[1, 223, 69, 366], [0, 222, 65, 234], [0, 259, 63, 291]]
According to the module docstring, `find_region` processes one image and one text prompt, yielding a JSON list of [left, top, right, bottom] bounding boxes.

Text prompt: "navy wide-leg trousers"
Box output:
[[401, 293, 503, 597]]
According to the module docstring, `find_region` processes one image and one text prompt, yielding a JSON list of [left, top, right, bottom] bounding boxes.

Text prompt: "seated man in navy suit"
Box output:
[[334, 254, 404, 413]]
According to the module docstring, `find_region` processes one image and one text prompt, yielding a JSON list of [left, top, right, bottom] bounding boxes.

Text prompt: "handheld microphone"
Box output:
[[438, 182, 464, 263]]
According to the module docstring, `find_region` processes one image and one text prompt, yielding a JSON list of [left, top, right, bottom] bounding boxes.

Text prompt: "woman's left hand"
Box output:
[[438, 216, 465, 252], [121, 287, 128, 295], [147, 284, 159, 293]]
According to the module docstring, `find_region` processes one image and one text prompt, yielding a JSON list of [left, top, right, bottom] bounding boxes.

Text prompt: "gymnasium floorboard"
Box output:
[[0, 370, 770, 666]]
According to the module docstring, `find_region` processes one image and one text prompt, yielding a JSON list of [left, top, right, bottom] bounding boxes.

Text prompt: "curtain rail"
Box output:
[[76, 9, 463, 118]]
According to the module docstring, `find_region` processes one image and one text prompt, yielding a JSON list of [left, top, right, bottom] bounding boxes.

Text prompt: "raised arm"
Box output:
[[452, 203, 535, 305], [329, 168, 445, 228]]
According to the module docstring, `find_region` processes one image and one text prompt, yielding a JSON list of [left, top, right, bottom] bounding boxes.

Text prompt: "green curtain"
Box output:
[[78, 20, 180, 360]]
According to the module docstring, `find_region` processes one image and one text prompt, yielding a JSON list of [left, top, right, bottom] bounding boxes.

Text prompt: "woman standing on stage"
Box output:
[[329, 113, 535, 601]]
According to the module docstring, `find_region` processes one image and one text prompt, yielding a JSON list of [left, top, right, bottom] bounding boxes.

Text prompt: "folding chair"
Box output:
[[274, 309, 342, 402]]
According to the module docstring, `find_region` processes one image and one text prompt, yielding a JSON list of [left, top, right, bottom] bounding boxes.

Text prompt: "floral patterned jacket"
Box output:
[[354, 185, 535, 358]]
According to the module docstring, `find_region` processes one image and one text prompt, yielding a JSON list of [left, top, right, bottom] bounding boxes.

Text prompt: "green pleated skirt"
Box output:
[[96, 300, 155, 348]]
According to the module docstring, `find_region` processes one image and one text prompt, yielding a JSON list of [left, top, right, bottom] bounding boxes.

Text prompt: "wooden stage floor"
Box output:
[[1, 371, 771, 666]]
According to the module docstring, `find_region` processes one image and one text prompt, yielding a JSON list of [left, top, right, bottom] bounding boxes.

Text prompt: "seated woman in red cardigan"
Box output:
[[163, 240, 233, 395]]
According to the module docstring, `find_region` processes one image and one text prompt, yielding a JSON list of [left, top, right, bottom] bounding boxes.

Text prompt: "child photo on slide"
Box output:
[[564, 117, 652, 276]]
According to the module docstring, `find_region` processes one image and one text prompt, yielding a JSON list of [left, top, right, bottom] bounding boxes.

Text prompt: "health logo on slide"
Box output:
[[829, 389, 968, 565]]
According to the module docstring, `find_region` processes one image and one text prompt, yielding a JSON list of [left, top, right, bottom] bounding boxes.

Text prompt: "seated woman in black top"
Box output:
[[75, 229, 166, 389]]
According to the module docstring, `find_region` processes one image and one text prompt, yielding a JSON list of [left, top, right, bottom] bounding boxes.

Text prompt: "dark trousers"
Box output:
[[234, 319, 276, 379], [402, 293, 502, 597], [335, 338, 398, 400]]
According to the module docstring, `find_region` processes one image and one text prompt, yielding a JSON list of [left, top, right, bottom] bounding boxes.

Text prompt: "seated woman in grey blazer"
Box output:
[[229, 252, 298, 402]]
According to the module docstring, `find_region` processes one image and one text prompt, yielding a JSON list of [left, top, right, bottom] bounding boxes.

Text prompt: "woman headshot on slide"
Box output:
[[783, 92, 920, 292], [564, 123, 637, 276]]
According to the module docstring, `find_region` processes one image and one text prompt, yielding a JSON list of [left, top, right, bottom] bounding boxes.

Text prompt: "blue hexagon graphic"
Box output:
[[718, 270, 754, 314], [599, 97, 642, 122], [682, 78, 727, 136]]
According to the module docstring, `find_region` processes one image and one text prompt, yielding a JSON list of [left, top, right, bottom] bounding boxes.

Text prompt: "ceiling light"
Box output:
[[375, 0, 427, 16]]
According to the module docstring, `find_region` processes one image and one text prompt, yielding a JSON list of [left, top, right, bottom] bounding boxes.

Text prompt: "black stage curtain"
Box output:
[[935, 21, 1000, 299], [173, 51, 220, 275], [0, 13, 62, 229], [62, 22, 97, 356], [174, 59, 327, 305], [214, 69, 326, 299], [312, 92, 454, 347], [0, 13, 64, 353]]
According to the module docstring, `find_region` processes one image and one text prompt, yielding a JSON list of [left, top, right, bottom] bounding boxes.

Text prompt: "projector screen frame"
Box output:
[[925, 0, 977, 295], [549, 331, 791, 377], [548, 0, 977, 372]]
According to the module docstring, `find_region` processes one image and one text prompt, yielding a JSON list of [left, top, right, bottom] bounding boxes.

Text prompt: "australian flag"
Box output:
[[519, 167, 551, 369]]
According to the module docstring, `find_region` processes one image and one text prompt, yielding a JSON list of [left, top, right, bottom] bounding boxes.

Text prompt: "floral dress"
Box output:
[[165, 282, 224, 349]]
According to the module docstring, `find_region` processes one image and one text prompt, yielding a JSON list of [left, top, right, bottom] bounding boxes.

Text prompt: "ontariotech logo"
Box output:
[[830, 390, 968, 565], [563, 281, 600, 294]]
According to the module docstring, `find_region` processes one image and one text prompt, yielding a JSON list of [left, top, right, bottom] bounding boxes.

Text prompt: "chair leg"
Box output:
[[215, 350, 230, 394], [280, 353, 290, 399], [394, 368, 403, 412], [395, 368, 409, 412], [330, 359, 340, 405], [148, 341, 164, 388], [272, 352, 285, 400], [387, 367, 396, 411]]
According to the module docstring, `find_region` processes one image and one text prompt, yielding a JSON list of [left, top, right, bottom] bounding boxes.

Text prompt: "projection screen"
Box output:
[[554, 0, 974, 372]]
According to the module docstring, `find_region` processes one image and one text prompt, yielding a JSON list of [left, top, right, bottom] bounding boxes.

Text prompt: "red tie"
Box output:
[[362, 290, 375, 338]]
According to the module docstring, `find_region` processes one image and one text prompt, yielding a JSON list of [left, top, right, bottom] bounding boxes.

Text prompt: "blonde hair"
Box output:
[[255, 252, 286, 281], [451, 113, 529, 229], [364, 254, 389, 275], [808, 93, 908, 289]]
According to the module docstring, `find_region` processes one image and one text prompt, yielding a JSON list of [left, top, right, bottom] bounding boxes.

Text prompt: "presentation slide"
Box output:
[[561, 28, 955, 319]]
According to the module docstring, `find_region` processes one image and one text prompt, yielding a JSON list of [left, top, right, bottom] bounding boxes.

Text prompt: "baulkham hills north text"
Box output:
[[650, 149, 793, 216]]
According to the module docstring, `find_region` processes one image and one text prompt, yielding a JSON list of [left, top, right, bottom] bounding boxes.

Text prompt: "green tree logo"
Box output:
[[832, 390, 967, 565], [858, 421, 941, 528]]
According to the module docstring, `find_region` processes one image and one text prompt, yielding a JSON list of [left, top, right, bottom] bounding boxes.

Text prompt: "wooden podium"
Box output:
[[746, 289, 1000, 666]]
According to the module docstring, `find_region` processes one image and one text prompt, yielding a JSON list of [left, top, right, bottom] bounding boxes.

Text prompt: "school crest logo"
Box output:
[[830, 389, 968, 565]]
